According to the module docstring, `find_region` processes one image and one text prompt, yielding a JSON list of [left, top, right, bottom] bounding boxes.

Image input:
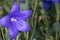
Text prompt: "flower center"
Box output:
[[11, 18, 17, 22]]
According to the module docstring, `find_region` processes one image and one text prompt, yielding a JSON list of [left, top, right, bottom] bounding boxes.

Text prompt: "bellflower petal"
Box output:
[[42, 0, 52, 2], [0, 15, 11, 28], [20, 10, 32, 20], [14, 19, 31, 32], [10, 2, 20, 14], [21, 0, 25, 3], [43, 2, 51, 10], [9, 2, 20, 18], [52, 0, 59, 3], [43, 0, 52, 11], [10, 12, 21, 18], [8, 27, 18, 39]]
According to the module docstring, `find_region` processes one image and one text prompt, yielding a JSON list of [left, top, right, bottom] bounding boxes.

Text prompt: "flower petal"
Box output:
[[8, 27, 18, 39], [0, 15, 11, 28], [10, 2, 20, 14], [52, 0, 59, 3], [21, 0, 25, 3], [43, 2, 51, 10], [20, 10, 32, 20], [42, 0, 52, 2], [13, 19, 31, 32]]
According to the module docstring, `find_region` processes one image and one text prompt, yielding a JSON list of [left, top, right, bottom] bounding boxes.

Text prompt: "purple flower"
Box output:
[[52, 0, 59, 3], [0, 2, 32, 39], [43, 0, 59, 3], [21, 0, 25, 3], [43, 0, 52, 11], [43, 0, 59, 10]]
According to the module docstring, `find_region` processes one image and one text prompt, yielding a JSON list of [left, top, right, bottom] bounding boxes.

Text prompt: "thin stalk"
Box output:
[[1, 27, 5, 40], [59, 32, 60, 39], [5, 28, 10, 40], [31, 0, 33, 9], [55, 32, 58, 40], [45, 37, 48, 40], [16, 35, 19, 40], [40, 1, 49, 33], [31, 1, 37, 34], [32, 0, 37, 18], [55, 2, 60, 40], [30, 12, 37, 40], [26, 20, 30, 40], [16, 33, 21, 40], [25, 0, 28, 6], [25, 0, 29, 40], [24, 32, 26, 37], [40, 9, 48, 33], [55, 3, 60, 22], [26, 32, 29, 40], [40, 2, 49, 40], [17, 0, 20, 4]]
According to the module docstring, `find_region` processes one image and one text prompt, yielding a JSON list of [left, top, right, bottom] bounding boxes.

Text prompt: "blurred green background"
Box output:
[[0, 0, 60, 40]]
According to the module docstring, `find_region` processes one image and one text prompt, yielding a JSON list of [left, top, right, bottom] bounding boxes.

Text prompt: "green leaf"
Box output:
[[5, 29, 10, 40], [0, 32, 2, 40], [2, 5, 10, 13], [52, 22, 60, 32]]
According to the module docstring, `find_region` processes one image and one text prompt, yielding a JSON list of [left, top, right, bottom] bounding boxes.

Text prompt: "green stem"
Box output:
[[59, 32, 60, 40], [40, 1, 49, 33], [32, 0, 37, 18], [30, 12, 37, 40], [55, 3, 60, 22], [26, 32, 29, 40], [58, 32, 60, 40], [40, 2, 49, 40], [5, 28, 10, 40], [30, 0, 37, 40], [26, 20, 30, 40], [56, 32, 58, 40], [16, 33, 21, 40], [1, 27, 5, 40], [55, 2, 60, 40], [25, 0, 28, 6], [16, 35, 19, 40], [45, 37, 48, 40]]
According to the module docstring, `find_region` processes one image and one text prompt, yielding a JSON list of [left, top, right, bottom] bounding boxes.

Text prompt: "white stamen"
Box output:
[[11, 18, 17, 22]]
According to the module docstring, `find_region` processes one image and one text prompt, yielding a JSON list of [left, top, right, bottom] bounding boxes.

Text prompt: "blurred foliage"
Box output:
[[0, 0, 60, 40]]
